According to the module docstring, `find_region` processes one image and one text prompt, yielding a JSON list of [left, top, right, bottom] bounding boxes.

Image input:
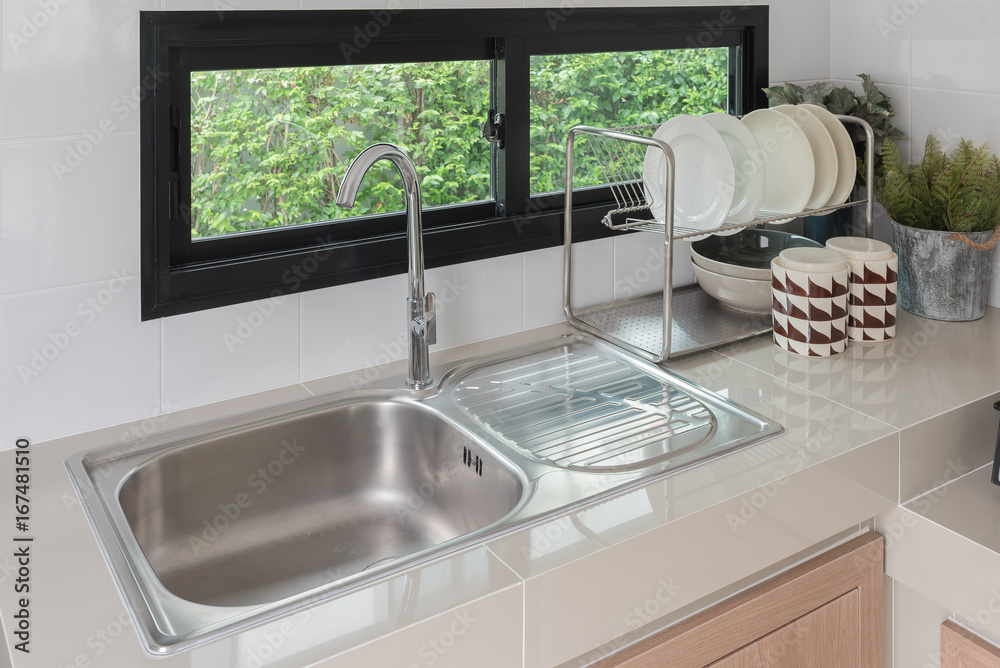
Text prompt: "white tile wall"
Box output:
[[2, 0, 847, 446], [1, 134, 140, 294], [911, 0, 1000, 95], [830, 0, 1000, 308], [161, 296, 302, 410], [831, 0, 910, 86], [523, 238, 614, 330], [426, 253, 524, 348], [0, 278, 160, 445], [1, 0, 156, 139], [612, 231, 696, 301], [300, 273, 409, 382]]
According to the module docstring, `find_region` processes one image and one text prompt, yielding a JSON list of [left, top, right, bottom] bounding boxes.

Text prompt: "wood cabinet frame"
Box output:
[[942, 620, 1000, 667], [595, 531, 884, 667]]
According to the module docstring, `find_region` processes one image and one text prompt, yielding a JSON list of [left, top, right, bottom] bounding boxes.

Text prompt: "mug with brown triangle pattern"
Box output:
[[825, 237, 897, 342], [771, 247, 850, 357]]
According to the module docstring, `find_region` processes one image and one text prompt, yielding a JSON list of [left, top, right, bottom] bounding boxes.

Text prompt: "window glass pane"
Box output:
[[190, 62, 491, 238], [529, 48, 729, 195]]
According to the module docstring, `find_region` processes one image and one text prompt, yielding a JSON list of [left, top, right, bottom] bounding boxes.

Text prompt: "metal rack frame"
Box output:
[[563, 115, 876, 363]]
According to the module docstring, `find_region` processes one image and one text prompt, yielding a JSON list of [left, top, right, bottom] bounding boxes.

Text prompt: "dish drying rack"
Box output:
[[563, 115, 875, 363]]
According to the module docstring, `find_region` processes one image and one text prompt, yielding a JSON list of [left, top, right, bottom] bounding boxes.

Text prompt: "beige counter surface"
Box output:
[[4, 309, 999, 668]]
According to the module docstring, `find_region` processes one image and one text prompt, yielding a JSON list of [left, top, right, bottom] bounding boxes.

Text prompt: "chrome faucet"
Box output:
[[336, 143, 436, 390]]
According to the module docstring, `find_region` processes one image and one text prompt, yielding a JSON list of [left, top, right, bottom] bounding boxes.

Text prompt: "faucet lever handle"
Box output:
[[424, 292, 436, 346]]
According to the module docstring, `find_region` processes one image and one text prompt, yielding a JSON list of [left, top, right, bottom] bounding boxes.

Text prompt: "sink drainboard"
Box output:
[[66, 333, 782, 656], [453, 346, 718, 472]]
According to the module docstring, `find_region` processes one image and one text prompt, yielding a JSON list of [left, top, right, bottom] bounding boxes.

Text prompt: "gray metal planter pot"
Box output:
[[891, 219, 997, 321]]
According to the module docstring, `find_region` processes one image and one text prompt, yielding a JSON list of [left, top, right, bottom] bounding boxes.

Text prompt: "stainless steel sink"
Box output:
[[67, 334, 782, 655], [118, 400, 524, 608]]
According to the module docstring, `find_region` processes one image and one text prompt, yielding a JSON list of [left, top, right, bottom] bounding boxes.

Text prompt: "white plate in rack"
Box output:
[[702, 112, 766, 233], [642, 115, 736, 240], [773, 104, 838, 210], [741, 108, 815, 217], [799, 103, 856, 209]]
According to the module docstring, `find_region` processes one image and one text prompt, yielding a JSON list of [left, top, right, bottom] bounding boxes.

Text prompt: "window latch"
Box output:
[[480, 108, 505, 149]]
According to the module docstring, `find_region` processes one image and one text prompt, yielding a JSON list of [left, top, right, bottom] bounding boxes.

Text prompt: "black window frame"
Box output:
[[141, 7, 768, 320]]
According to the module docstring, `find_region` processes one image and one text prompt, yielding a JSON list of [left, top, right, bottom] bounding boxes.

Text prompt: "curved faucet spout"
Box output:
[[337, 143, 436, 390]]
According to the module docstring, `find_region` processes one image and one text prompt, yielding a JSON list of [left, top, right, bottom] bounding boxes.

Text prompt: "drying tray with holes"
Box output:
[[574, 284, 773, 360], [561, 121, 876, 363]]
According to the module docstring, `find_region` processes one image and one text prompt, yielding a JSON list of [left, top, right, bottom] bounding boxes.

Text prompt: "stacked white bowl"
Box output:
[[690, 229, 823, 313]]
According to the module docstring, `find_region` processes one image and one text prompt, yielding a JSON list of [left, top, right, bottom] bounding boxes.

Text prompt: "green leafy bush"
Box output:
[[191, 49, 728, 238]]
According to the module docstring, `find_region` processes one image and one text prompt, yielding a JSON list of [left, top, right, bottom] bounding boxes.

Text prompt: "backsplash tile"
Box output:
[[162, 295, 302, 411], [426, 253, 524, 348], [831, 0, 910, 86], [1, 134, 140, 296], [1, 0, 156, 139], [523, 238, 614, 330], [0, 279, 160, 445], [909, 86, 1000, 157], [911, 0, 1000, 95], [612, 232, 695, 302], [300, 273, 409, 382]]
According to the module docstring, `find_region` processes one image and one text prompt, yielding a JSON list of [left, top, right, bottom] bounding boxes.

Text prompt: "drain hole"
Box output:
[[361, 555, 404, 572]]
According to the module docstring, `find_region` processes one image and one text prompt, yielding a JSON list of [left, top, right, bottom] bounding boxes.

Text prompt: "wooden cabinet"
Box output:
[[595, 532, 884, 668], [942, 620, 1000, 667]]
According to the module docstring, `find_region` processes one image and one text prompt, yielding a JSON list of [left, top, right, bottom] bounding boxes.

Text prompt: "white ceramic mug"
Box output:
[[825, 237, 898, 342], [771, 248, 849, 357]]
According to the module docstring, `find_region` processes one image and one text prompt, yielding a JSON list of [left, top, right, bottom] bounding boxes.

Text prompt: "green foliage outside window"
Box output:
[[190, 48, 728, 238], [530, 48, 728, 194]]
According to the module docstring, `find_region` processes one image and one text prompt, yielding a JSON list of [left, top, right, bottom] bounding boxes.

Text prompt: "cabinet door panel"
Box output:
[[942, 620, 1000, 668], [595, 532, 883, 668], [711, 590, 859, 668]]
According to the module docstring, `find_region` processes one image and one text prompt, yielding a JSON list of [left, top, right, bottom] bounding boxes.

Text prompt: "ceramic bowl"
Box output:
[[691, 229, 823, 281], [692, 262, 771, 314]]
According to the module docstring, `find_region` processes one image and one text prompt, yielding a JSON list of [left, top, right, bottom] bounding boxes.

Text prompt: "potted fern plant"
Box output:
[[876, 135, 1000, 321]]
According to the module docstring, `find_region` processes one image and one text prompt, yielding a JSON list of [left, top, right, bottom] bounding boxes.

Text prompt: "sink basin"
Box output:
[[66, 334, 782, 655], [119, 400, 524, 608]]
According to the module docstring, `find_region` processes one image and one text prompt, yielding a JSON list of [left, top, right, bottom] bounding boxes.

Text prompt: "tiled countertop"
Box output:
[[5, 309, 1000, 668]]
